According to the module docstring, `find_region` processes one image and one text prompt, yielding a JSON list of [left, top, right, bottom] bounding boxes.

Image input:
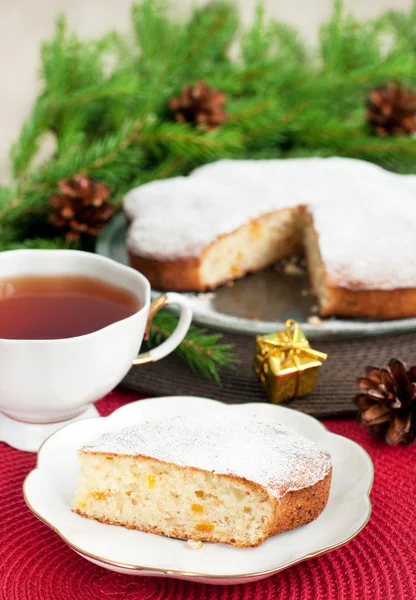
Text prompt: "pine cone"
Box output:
[[49, 175, 116, 241], [355, 358, 416, 446], [169, 81, 227, 131], [367, 82, 416, 136]]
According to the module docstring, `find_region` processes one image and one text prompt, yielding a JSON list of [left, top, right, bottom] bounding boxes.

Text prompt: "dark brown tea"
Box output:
[[0, 275, 141, 340]]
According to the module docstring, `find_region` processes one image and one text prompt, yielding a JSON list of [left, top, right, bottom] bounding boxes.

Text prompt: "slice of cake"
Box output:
[[124, 157, 416, 319], [73, 413, 332, 547]]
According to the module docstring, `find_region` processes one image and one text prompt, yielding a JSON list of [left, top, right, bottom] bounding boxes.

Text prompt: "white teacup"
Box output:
[[0, 249, 192, 425]]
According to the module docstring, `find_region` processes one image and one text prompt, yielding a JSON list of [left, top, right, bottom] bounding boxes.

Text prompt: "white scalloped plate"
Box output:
[[24, 396, 373, 585]]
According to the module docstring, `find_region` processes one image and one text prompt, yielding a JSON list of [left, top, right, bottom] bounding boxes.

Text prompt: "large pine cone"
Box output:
[[355, 358, 416, 446], [169, 81, 227, 131], [367, 82, 416, 136], [49, 176, 116, 241]]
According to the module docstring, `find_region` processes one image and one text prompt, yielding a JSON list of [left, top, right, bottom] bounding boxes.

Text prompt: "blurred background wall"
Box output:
[[0, 0, 411, 181]]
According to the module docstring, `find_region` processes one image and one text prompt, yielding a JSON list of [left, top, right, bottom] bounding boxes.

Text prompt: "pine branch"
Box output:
[[181, 2, 239, 66], [0, 237, 70, 252], [9, 99, 51, 178], [148, 310, 237, 384], [378, 5, 416, 54], [3, 0, 416, 382], [139, 122, 243, 161], [320, 0, 382, 73], [40, 16, 107, 96], [31, 120, 143, 186], [51, 74, 141, 108]]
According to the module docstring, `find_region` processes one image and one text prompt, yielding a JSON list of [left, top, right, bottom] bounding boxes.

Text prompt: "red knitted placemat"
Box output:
[[1, 391, 415, 600]]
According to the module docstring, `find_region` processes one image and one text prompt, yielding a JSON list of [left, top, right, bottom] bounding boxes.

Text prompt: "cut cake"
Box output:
[[124, 157, 416, 319]]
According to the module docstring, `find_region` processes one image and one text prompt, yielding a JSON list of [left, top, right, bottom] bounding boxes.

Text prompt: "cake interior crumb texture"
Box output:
[[74, 413, 332, 547]]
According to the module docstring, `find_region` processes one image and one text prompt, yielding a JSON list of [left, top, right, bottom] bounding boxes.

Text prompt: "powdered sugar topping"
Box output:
[[124, 157, 416, 289], [310, 186, 416, 290], [82, 412, 332, 498]]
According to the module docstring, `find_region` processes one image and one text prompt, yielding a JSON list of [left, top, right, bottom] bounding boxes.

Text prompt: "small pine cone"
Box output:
[[367, 82, 416, 136], [169, 81, 227, 131], [355, 358, 416, 446], [49, 175, 116, 241]]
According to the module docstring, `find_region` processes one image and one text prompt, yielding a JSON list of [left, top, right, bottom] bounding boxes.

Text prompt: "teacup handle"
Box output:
[[133, 293, 193, 365]]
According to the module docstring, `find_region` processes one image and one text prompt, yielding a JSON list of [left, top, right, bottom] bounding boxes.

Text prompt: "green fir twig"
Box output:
[[148, 311, 237, 384], [1, 0, 416, 381]]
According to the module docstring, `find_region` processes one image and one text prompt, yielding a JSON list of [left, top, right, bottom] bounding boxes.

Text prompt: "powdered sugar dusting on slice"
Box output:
[[81, 412, 332, 498]]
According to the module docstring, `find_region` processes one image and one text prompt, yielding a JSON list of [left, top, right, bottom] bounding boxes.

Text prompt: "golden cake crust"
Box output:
[[128, 252, 205, 291], [320, 286, 416, 319]]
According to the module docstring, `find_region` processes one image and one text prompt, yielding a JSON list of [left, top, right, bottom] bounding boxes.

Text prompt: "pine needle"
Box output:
[[148, 310, 237, 384]]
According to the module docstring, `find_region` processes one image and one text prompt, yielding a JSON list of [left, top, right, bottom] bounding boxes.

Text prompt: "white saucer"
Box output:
[[0, 405, 99, 452], [23, 396, 373, 585]]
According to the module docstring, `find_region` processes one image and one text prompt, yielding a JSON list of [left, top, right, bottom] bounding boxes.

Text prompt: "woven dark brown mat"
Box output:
[[121, 329, 416, 418]]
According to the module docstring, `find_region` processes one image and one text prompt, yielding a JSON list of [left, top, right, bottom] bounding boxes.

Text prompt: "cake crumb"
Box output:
[[301, 288, 312, 297], [307, 316, 323, 326], [197, 292, 216, 302], [283, 263, 304, 276], [187, 539, 203, 550]]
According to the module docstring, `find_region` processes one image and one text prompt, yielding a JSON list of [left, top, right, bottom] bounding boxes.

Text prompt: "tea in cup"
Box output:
[[0, 249, 192, 425]]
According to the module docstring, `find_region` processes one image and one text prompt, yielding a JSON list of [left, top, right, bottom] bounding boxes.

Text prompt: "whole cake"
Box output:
[[124, 157, 416, 319], [73, 413, 332, 547]]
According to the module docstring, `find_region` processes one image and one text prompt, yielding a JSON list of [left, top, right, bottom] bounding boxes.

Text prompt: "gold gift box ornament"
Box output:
[[254, 319, 327, 404]]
